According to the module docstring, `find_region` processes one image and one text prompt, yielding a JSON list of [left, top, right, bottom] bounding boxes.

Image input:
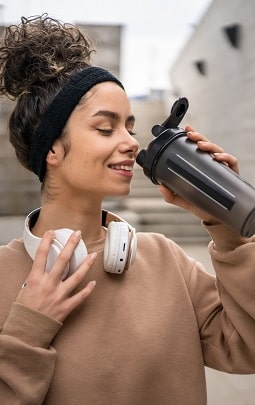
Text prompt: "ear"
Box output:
[[46, 139, 65, 167]]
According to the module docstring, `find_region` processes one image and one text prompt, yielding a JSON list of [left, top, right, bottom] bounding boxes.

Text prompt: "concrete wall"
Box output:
[[78, 23, 122, 78], [170, 0, 255, 185], [0, 98, 41, 215]]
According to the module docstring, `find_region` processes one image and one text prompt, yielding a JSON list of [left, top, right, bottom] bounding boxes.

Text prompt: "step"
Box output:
[[121, 197, 183, 213], [138, 223, 210, 243]]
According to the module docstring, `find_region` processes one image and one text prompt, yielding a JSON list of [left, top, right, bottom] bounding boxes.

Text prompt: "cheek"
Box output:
[[68, 150, 103, 180], [67, 145, 90, 165], [65, 136, 113, 178]]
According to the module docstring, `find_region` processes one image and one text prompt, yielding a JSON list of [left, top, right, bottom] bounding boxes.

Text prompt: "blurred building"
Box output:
[[170, 0, 255, 185]]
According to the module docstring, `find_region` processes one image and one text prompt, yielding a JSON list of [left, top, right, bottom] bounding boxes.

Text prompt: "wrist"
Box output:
[[203, 222, 250, 251], [2, 302, 62, 348]]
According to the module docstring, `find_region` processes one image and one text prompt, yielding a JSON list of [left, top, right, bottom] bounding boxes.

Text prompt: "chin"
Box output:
[[108, 187, 131, 198]]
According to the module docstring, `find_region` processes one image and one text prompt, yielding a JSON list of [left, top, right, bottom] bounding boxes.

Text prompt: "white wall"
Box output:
[[170, 0, 255, 184]]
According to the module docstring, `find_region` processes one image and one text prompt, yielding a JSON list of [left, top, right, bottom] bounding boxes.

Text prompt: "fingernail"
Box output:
[[90, 252, 97, 260], [91, 280, 97, 286], [74, 230, 82, 238]]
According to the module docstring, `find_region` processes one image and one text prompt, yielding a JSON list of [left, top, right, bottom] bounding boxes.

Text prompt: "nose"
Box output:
[[120, 130, 139, 156]]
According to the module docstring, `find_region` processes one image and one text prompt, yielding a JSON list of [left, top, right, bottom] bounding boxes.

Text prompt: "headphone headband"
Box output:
[[25, 207, 134, 232]]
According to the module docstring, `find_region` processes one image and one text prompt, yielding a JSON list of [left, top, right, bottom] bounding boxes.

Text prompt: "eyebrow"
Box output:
[[92, 110, 135, 124]]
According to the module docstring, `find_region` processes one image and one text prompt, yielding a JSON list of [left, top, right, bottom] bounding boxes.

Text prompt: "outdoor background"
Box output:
[[0, 0, 255, 403]]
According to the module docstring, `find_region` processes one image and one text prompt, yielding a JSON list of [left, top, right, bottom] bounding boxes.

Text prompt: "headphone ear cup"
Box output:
[[104, 222, 130, 274], [23, 227, 70, 279], [125, 227, 137, 269], [23, 223, 88, 279]]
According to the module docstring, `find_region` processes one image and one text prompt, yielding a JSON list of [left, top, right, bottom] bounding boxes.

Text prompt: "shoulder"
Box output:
[[0, 238, 31, 277], [127, 232, 201, 293], [0, 239, 32, 320], [0, 238, 27, 259], [137, 231, 173, 245], [135, 231, 196, 270], [136, 231, 186, 255]]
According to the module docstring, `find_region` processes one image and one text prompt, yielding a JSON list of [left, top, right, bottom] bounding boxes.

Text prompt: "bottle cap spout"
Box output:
[[162, 97, 189, 129], [136, 148, 146, 168]]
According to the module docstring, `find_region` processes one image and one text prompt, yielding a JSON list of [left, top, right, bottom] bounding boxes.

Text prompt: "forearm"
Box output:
[[203, 221, 250, 251], [202, 223, 255, 371], [207, 224, 255, 317], [0, 302, 62, 403]]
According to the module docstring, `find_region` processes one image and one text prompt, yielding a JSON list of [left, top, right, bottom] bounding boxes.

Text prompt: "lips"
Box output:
[[108, 160, 135, 172], [109, 164, 133, 171]]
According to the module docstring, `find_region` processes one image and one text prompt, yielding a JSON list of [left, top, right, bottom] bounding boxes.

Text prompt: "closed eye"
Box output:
[[128, 130, 136, 136], [96, 128, 113, 135], [96, 128, 136, 136]]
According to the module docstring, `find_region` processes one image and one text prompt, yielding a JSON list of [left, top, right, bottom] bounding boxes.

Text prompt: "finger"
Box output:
[[213, 152, 240, 173], [186, 128, 209, 143], [197, 140, 224, 154], [159, 184, 176, 202], [32, 230, 55, 276], [63, 252, 97, 295], [49, 230, 83, 282], [159, 185, 188, 209], [58, 279, 97, 321], [185, 125, 195, 132]]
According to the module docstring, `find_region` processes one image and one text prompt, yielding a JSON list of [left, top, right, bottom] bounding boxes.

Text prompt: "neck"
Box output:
[[32, 201, 105, 244]]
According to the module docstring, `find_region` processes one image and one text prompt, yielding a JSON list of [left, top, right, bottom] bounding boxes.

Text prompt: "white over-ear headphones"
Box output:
[[23, 208, 137, 277]]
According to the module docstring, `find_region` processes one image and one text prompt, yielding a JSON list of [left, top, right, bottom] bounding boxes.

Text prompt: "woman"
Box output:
[[0, 14, 254, 405]]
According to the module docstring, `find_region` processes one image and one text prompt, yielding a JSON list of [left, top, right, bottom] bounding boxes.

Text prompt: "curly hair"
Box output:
[[0, 14, 95, 171]]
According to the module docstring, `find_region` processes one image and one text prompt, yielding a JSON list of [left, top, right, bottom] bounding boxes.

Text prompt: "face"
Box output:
[[55, 81, 139, 200]]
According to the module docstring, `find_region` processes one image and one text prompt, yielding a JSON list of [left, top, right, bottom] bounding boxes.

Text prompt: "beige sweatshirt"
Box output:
[[0, 224, 255, 404]]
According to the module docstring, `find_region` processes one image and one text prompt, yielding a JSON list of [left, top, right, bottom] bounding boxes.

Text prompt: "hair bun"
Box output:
[[0, 14, 94, 99]]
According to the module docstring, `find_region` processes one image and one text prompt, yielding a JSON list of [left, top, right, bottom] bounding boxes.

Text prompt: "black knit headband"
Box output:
[[29, 66, 124, 182]]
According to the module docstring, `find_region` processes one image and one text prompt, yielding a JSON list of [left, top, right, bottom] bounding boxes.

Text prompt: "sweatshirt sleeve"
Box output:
[[0, 302, 62, 404], [190, 223, 255, 373]]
